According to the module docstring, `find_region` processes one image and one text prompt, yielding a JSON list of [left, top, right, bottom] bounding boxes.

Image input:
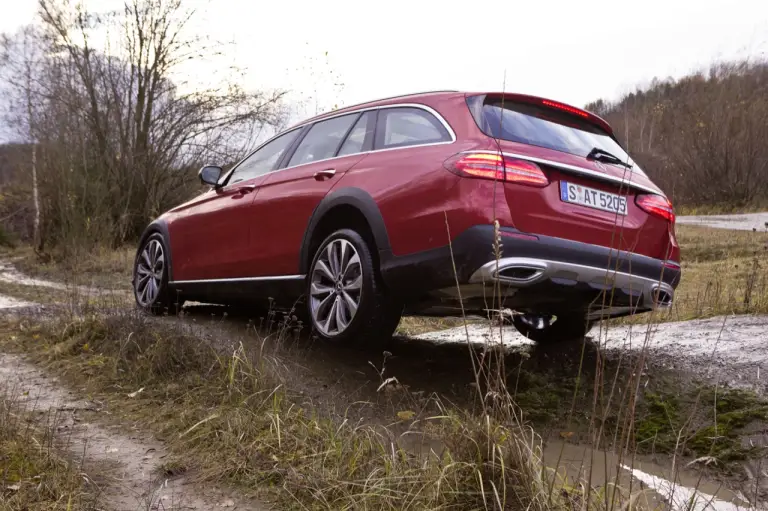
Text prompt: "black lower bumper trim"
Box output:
[[380, 225, 680, 305]]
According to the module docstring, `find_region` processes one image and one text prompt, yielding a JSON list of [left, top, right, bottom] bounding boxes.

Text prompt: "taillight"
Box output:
[[636, 194, 675, 223], [444, 152, 549, 187], [450, 153, 504, 180]]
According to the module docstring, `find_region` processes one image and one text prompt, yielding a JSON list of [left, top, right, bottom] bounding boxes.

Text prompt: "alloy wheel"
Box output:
[[135, 239, 165, 307], [517, 313, 555, 330], [310, 238, 362, 336]]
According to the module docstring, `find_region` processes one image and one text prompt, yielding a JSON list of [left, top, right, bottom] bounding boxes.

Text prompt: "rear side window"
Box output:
[[288, 113, 359, 167], [468, 95, 642, 173], [374, 107, 451, 150]]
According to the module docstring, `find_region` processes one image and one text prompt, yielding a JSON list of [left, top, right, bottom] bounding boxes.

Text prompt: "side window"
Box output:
[[375, 107, 451, 150], [338, 111, 375, 156], [228, 129, 299, 185], [287, 114, 358, 167]]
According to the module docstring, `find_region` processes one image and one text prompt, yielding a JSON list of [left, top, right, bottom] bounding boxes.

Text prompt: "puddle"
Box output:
[[0, 293, 35, 309], [0, 260, 124, 298], [544, 440, 761, 511]]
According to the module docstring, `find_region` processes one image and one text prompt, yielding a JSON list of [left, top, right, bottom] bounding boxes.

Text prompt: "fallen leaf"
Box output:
[[397, 410, 416, 421], [127, 387, 144, 398], [559, 431, 574, 439], [6, 484, 20, 491], [377, 377, 400, 392]]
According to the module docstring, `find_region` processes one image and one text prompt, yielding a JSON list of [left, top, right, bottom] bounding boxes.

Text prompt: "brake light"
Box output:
[[636, 194, 675, 223], [451, 153, 504, 180], [445, 152, 549, 187], [541, 99, 590, 119], [505, 159, 549, 186]]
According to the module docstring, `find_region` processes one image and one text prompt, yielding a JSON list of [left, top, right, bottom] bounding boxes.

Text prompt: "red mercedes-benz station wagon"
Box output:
[[133, 91, 681, 343]]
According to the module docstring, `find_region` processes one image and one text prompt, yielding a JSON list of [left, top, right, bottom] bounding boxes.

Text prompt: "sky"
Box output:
[[2, 0, 767, 124]]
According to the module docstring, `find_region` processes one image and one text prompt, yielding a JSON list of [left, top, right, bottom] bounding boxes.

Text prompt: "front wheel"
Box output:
[[511, 312, 594, 343], [307, 229, 402, 345], [133, 233, 180, 314]]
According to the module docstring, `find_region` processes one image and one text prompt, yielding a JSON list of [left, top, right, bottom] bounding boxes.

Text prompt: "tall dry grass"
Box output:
[[0, 381, 96, 509]]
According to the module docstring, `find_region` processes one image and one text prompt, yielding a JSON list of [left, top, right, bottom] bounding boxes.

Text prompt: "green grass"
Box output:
[[635, 387, 768, 464]]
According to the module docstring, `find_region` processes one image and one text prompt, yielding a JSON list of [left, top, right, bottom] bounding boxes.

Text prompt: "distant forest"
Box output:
[[585, 60, 768, 212]]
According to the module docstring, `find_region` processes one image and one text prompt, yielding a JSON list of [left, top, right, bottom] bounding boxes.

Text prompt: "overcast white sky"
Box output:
[[2, 0, 767, 122]]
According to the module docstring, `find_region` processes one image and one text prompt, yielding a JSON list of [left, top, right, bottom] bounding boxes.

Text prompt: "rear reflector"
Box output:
[[636, 194, 675, 224], [445, 152, 549, 187]]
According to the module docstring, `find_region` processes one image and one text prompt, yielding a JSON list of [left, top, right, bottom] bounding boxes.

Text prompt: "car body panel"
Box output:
[[166, 174, 269, 281], [249, 153, 369, 276]]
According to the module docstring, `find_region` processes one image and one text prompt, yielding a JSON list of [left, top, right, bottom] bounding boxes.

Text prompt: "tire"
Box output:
[[133, 233, 181, 315], [307, 228, 402, 345], [511, 312, 594, 343]]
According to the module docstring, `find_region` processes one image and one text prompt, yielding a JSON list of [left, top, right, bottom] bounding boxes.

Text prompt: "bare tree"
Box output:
[[0, 26, 43, 250], [0, 0, 286, 251]]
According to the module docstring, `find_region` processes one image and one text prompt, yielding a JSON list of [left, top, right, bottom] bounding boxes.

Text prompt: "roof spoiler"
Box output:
[[480, 92, 614, 136]]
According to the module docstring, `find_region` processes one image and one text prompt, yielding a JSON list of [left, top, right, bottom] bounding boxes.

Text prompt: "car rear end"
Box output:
[[443, 93, 680, 319]]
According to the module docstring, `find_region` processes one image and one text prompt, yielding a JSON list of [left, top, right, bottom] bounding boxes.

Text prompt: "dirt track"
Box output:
[[0, 352, 263, 510], [676, 212, 768, 232]]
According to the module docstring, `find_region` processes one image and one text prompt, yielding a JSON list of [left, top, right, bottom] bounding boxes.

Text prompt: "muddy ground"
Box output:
[[2, 297, 766, 510], [1, 214, 768, 510]]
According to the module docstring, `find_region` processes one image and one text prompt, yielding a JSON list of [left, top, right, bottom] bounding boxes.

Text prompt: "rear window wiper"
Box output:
[[586, 147, 633, 169]]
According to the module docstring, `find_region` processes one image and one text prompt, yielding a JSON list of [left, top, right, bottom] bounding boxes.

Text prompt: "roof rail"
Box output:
[[320, 90, 459, 115]]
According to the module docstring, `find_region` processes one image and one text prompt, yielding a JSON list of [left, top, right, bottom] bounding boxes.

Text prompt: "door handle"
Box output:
[[313, 168, 336, 180], [236, 184, 256, 194]]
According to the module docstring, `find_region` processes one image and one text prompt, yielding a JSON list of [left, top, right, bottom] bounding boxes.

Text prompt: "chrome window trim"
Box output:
[[290, 103, 457, 143], [219, 103, 456, 186], [268, 139, 455, 174], [170, 275, 305, 285], [463, 150, 663, 196]]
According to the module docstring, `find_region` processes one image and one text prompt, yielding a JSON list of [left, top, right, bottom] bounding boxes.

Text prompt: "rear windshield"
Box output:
[[468, 95, 644, 175]]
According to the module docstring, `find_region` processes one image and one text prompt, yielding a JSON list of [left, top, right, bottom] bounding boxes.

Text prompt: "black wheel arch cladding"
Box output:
[[299, 187, 391, 275], [136, 219, 174, 282]]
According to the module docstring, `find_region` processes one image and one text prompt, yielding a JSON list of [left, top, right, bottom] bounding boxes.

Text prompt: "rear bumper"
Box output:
[[380, 225, 681, 316], [469, 256, 675, 309]]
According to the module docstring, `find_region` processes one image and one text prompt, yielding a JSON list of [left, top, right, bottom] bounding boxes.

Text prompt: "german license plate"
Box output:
[[560, 181, 628, 215]]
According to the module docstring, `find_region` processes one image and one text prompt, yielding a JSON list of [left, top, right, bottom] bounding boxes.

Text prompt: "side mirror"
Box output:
[[199, 165, 223, 187]]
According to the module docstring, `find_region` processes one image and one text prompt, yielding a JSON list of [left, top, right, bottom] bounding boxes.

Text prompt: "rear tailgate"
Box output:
[[467, 93, 676, 261]]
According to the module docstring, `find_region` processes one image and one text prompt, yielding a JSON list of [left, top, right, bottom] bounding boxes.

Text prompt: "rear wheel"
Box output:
[[308, 228, 402, 345], [511, 312, 594, 343]]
